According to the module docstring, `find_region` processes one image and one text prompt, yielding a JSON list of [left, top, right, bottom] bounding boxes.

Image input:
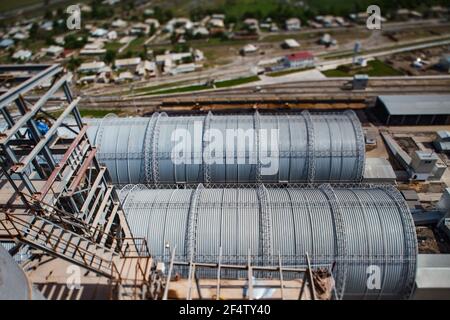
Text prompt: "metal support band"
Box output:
[[302, 110, 316, 182], [381, 185, 418, 299], [257, 184, 272, 266], [253, 111, 262, 183], [185, 184, 204, 261], [320, 184, 348, 300], [143, 113, 159, 184], [202, 112, 212, 185]]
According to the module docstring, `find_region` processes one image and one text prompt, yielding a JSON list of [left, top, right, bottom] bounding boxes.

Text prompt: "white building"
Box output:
[[136, 60, 156, 77], [115, 71, 134, 83], [130, 23, 150, 35], [282, 51, 315, 69], [241, 44, 258, 55], [80, 41, 106, 55], [208, 18, 225, 29], [193, 27, 209, 37], [244, 18, 259, 31], [78, 61, 106, 74], [112, 19, 128, 28], [43, 45, 64, 57], [107, 30, 118, 40], [285, 18, 301, 31], [13, 32, 29, 40], [115, 57, 142, 70], [91, 28, 108, 38], [169, 63, 196, 75], [12, 49, 32, 61], [282, 38, 300, 49]]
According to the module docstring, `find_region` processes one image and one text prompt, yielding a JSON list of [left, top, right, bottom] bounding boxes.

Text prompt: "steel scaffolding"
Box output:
[[0, 64, 153, 300]]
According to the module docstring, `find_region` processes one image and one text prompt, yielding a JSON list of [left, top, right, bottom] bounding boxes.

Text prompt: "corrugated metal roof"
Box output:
[[121, 184, 417, 300], [378, 95, 450, 116], [87, 111, 365, 185]]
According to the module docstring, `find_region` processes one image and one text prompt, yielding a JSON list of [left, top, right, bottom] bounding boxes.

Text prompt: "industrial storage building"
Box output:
[[120, 184, 417, 300], [375, 95, 450, 125], [86, 110, 365, 185]]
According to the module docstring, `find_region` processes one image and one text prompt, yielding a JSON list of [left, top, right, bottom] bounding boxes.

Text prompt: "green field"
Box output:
[[215, 76, 260, 87], [322, 59, 404, 77], [49, 108, 122, 118], [145, 84, 211, 95], [266, 67, 314, 77]]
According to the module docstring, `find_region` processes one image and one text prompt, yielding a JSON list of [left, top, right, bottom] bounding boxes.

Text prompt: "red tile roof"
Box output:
[[286, 51, 314, 61]]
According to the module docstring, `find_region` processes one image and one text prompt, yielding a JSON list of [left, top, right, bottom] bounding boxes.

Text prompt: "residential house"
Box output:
[[13, 32, 29, 41], [282, 51, 315, 69], [107, 30, 118, 40], [0, 39, 14, 48], [91, 28, 108, 38], [136, 60, 156, 77], [80, 41, 106, 55], [78, 61, 106, 74], [115, 57, 142, 71], [169, 63, 196, 75], [12, 49, 32, 61], [130, 23, 150, 35], [208, 18, 225, 29], [77, 75, 97, 84], [115, 71, 134, 83], [212, 14, 225, 20], [270, 23, 279, 32], [43, 45, 64, 57], [319, 33, 336, 46], [112, 19, 128, 28], [285, 18, 301, 31], [244, 18, 259, 32], [192, 27, 209, 37], [282, 39, 300, 49], [241, 44, 258, 56]]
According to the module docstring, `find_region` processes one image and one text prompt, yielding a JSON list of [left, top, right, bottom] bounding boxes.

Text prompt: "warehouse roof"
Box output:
[[378, 95, 450, 115]]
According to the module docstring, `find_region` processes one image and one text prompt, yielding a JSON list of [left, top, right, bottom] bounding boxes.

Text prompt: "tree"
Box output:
[[66, 56, 81, 71], [104, 49, 116, 64]]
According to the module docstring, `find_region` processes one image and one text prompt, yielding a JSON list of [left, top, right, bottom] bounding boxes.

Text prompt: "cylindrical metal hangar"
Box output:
[[119, 184, 417, 300], [86, 110, 365, 185]]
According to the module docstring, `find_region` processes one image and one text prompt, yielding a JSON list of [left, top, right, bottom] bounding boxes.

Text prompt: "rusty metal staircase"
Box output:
[[0, 65, 154, 300]]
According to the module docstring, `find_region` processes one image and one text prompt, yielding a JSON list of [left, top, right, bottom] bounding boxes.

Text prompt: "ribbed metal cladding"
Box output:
[[120, 184, 417, 300], [86, 111, 365, 185]]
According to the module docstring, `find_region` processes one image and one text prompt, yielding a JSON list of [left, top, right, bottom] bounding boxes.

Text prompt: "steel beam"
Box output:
[[0, 64, 61, 109], [0, 74, 69, 144]]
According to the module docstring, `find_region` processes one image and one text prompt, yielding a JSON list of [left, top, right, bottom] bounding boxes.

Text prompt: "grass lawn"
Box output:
[[322, 59, 404, 77], [215, 76, 260, 87], [132, 80, 190, 95], [138, 75, 260, 95], [144, 84, 212, 95], [266, 67, 314, 77], [104, 41, 122, 52], [118, 37, 146, 58], [49, 108, 122, 118]]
